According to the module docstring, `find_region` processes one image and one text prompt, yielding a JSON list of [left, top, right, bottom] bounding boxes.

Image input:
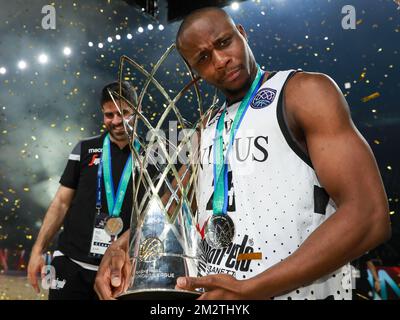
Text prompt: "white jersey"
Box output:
[[196, 70, 353, 300]]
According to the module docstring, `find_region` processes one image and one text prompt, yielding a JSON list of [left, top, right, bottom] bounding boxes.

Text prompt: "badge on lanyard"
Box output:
[[89, 212, 116, 258], [89, 134, 133, 257]]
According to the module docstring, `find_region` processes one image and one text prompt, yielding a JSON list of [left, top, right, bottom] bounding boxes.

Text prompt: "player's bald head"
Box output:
[[176, 7, 236, 51], [174, 6, 256, 101]]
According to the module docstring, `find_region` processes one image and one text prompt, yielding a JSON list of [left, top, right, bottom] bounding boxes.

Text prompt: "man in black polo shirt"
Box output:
[[27, 82, 138, 300]]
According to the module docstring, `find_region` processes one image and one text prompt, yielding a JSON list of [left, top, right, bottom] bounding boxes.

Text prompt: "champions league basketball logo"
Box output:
[[251, 88, 277, 109]]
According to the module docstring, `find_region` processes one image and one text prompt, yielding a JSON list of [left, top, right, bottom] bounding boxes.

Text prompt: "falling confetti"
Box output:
[[361, 92, 380, 103]]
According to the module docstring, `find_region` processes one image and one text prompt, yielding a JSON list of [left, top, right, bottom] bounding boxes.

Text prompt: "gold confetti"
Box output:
[[361, 92, 380, 103]]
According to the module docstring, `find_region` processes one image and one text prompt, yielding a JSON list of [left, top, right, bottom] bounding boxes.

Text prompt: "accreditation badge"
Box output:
[[89, 212, 118, 258]]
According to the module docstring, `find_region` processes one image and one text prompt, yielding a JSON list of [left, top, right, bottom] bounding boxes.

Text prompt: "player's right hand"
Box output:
[[27, 249, 45, 293], [94, 242, 131, 300]]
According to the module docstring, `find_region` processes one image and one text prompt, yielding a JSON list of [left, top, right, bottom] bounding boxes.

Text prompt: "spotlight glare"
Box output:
[[18, 60, 27, 70], [127, 33, 133, 39], [63, 47, 72, 56], [138, 27, 144, 33], [0, 67, 6, 75], [147, 24, 154, 30], [38, 54, 48, 64], [116, 34, 121, 40], [231, 2, 240, 10], [158, 24, 164, 31], [107, 37, 113, 43]]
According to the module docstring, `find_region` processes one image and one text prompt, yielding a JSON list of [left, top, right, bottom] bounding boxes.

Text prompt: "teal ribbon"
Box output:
[[213, 66, 264, 215], [102, 134, 133, 217]]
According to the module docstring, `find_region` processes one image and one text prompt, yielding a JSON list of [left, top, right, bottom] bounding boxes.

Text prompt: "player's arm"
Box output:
[[176, 72, 391, 299], [27, 185, 75, 292], [32, 185, 75, 253], [242, 72, 391, 298]]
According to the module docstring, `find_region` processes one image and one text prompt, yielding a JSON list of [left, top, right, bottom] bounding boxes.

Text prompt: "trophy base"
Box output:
[[117, 289, 201, 300]]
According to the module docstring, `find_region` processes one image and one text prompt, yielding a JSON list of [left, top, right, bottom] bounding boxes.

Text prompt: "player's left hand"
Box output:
[[176, 274, 259, 300]]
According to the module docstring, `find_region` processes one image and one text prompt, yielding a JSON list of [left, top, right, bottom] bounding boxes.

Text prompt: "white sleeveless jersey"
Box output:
[[196, 70, 353, 300]]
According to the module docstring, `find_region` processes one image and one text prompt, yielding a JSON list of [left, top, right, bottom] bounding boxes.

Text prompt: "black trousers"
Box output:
[[48, 256, 98, 300]]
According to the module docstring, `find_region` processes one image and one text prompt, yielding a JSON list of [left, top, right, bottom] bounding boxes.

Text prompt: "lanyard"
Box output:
[[96, 134, 133, 217], [212, 66, 264, 215]]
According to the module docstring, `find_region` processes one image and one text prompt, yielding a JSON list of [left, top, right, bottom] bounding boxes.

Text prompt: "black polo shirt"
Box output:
[[58, 132, 136, 265]]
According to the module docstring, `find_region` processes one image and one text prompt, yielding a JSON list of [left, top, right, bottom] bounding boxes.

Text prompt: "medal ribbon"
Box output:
[[213, 66, 264, 216], [96, 134, 134, 217]]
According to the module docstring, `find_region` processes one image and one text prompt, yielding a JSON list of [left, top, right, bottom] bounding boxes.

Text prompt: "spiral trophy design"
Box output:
[[108, 44, 218, 299]]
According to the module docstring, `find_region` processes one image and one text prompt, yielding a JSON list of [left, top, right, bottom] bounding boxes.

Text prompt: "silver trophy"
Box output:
[[108, 44, 218, 299]]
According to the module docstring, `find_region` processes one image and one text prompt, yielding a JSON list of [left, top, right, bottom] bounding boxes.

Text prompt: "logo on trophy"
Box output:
[[108, 44, 218, 299]]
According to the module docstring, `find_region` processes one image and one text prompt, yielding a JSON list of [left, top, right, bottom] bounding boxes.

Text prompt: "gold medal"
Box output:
[[105, 217, 124, 236]]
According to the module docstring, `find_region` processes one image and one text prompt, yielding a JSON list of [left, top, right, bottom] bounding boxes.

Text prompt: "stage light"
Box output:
[[63, 47, 72, 56], [38, 54, 48, 64], [158, 24, 164, 31], [18, 60, 27, 70], [0, 67, 6, 75], [107, 37, 113, 43], [127, 33, 133, 39], [147, 24, 154, 30], [231, 2, 240, 10], [116, 34, 121, 40], [138, 27, 144, 33]]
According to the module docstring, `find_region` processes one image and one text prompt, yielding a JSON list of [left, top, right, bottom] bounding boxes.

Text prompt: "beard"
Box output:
[[107, 125, 128, 142]]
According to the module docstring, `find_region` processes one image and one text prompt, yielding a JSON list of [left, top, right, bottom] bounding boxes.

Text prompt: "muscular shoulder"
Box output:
[[284, 71, 352, 133]]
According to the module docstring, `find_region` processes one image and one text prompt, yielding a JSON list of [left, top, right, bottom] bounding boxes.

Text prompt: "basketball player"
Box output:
[[94, 7, 390, 300]]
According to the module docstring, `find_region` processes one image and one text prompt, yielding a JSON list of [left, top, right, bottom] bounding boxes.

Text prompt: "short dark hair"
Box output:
[[100, 81, 138, 108], [176, 7, 232, 52]]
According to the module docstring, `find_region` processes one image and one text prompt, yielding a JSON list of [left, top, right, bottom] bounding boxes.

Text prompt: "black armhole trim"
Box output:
[[267, 71, 277, 80], [314, 185, 329, 215], [276, 71, 314, 169]]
